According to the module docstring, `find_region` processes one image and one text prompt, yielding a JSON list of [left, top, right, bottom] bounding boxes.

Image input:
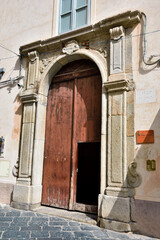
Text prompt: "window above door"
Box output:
[[59, 0, 90, 34]]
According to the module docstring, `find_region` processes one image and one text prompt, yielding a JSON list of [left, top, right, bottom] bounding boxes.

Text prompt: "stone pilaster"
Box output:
[[11, 92, 41, 210], [18, 93, 37, 179], [98, 26, 135, 232]]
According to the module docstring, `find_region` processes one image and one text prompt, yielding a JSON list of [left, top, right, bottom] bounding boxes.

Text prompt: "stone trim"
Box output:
[[20, 10, 141, 54], [104, 79, 130, 92], [20, 93, 38, 104], [127, 161, 142, 188], [27, 51, 39, 89], [110, 26, 124, 41]]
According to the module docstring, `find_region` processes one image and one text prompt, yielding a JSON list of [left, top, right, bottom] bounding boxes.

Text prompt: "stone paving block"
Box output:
[[0, 213, 5, 216], [42, 226, 61, 231], [93, 230, 110, 238], [13, 216, 31, 222], [28, 220, 49, 227], [0, 222, 10, 228], [69, 221, 81, 226], [31, 216, 49, 221], [74, 231, 95, 238], [0, 239, 10, 240], [2, 230, 30, 238], [62, 226, 81, 231], [31, 230, 50, 238], [21, 225, 42, 231], [5, 226, 20, 231], [10, 221, 29, 227], [0, 217, 13, 222], [21, 211, 36, 216], [6, 211, 21, 216], [49, 216, 67, 221], [50, 230, 74, 239], [49, 221, 68, 226], [107, 230, 132, 239], [80, 224, 99, 230], [37, 238, 62, 240], [80, 238, 99, 240]]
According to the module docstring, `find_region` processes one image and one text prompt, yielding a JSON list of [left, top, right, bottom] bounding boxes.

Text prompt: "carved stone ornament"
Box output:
[[110, 26, 124, 41], [104, 79, 135, 92], [127, 161, 142, 188], [62, 40, 79, 55], [28, 51, 39, 64], [97, 47, 108, 58], [12, 159, 19, 177], [40, 57, 52, 73]]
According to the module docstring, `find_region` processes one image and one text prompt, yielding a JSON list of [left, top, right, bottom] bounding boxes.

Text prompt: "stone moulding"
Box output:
[[40, 58, 53, 74], [20, 93, 38, 104], [127, 161, 142, 188], [20, 10, 141, 55], [104, 79, 132, 92]]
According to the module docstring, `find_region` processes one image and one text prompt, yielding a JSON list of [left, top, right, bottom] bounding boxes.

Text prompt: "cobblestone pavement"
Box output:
[[0, 204, 158, 240]]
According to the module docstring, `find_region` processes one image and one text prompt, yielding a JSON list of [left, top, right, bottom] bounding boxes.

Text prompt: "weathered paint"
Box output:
[[42, 60, 101, 210]]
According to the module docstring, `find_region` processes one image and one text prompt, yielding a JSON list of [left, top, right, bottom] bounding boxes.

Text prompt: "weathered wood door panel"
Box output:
[[42, 80, 73, 209], [71, 75, 101, 207], [42, 60, 101, 211]]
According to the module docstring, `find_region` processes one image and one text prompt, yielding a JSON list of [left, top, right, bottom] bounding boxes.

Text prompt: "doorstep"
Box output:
[[33, 205, 97, 226]]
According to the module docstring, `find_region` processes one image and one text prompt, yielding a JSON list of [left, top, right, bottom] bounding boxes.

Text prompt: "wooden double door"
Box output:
[[42, 60, 101, 213]]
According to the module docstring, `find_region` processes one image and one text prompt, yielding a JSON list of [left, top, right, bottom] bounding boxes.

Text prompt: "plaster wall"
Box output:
[[0, 0, 53, 194]]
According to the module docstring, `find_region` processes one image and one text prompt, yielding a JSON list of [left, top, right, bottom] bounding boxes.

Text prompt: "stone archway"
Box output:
[[11, 49, 108, 211], [11, 10, 141, 232]]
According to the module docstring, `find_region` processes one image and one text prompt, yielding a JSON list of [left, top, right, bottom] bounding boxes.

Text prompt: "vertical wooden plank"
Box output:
[[76, 74, 101, 143], [71, 73, 102, 207], [42, 80, 73, 209]]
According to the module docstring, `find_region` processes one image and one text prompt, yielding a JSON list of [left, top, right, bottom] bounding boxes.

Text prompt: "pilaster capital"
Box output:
[[20, 92, 38, 104], [104, 79, 134, 92]]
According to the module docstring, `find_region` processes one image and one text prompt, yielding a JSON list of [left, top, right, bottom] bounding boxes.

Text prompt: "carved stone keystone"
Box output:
[[62, 40, 79, 55]]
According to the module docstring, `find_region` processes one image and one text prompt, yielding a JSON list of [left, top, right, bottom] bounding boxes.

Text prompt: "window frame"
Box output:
[[59, 0, 90, 34]]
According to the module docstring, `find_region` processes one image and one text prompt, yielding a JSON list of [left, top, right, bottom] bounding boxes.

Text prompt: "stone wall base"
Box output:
[[11, 184, 42, 210], [11, 201, 40, 210], [0, 182, 14, 205], [98, 217, 132, 232]]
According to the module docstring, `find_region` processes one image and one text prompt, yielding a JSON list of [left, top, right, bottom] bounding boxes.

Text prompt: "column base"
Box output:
[[98, 194, 136, 232], [11, 201, 40, 210], [11, 183, 42, 210], [98, 217, 132, 232]]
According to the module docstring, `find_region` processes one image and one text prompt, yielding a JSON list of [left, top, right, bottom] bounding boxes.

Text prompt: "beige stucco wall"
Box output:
[[0, 0, 160, 205]]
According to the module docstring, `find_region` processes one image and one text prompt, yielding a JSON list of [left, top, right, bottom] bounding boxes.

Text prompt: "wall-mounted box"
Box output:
[[136, 130, 154, 144], [146, 160, 156, 171]]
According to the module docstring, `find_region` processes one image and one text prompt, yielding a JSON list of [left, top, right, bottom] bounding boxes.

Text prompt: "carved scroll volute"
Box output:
[[27, 50, 39, 89], [110, 26, 124, 40], [127, 161, 142, 188], [109, 26, 125, 75]]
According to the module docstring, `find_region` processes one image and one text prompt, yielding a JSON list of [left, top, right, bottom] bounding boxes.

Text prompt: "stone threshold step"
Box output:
[[33, 205, 97, 226]]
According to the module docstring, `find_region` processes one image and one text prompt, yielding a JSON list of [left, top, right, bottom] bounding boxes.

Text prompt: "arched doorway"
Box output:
[[42, 59, 102, 213]]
